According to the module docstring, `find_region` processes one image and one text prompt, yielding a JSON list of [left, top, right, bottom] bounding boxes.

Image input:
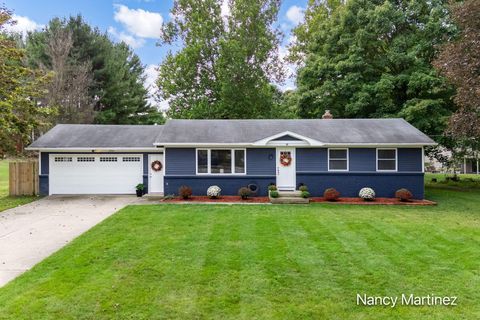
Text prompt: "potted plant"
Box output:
[[135, 183, 145, 197]]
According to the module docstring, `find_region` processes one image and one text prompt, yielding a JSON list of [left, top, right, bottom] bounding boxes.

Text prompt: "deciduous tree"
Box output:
[[434, 0, 480, 151], [0, 7, 54, 155], [294, 0, 456, 138], [157, 0, 285, 119]]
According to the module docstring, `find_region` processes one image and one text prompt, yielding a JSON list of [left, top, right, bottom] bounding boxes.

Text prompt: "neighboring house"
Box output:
[[27, 118, 435, 199], [425, 149, 479, 174]]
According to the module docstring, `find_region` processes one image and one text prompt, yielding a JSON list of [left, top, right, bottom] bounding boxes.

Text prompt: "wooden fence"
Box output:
[[9, 161, 39, 196]]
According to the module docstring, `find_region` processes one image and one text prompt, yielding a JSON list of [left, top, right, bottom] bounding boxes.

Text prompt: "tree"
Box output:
[[42, 26, 95, 123], [95, 43, 165, 124], [294, 0, 456, 138], [434, 0, 480, 153], [26, 16, 164, 125], [157, 0, 285, 119], [0, 7, 55, 156]]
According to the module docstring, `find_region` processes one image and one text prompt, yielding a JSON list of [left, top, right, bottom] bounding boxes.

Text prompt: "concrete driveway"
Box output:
[[0, 195, 143, 287]]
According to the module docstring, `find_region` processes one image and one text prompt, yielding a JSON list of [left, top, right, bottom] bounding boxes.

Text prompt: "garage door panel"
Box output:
[[49, 154, 143, 194]]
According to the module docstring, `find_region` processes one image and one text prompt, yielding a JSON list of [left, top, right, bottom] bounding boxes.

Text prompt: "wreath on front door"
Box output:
[[280, 152, 292, 167], [151, 160, 163, 172]]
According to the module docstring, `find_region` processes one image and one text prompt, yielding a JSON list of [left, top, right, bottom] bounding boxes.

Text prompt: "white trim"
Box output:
[[253, 131, 322, 146], [328, 148, 349, 171], [376, 148, 398, 172], [422, 146, 425, 173], [39, 151, 42, 175], [26, 147, 163, 152], [195, 148, 246, 175], [155, 142, 436, 148]]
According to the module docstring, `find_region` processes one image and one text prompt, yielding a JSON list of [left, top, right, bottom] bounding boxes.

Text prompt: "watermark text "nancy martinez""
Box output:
[[356, 294, 457, 308]]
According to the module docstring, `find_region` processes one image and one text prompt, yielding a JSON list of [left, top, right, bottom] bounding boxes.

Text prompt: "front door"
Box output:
[[276, 147, 296, 191], [148, 154, 164, 193]]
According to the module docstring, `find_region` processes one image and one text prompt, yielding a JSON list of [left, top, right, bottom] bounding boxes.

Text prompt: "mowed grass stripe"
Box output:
[[1, 189, 480, 319]]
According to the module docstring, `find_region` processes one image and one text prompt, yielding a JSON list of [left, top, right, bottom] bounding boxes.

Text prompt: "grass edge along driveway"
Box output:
[[0, 187, 479, 319]]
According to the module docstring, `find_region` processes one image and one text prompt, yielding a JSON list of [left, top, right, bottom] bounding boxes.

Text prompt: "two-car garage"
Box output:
[[48, 154, 144, 195]]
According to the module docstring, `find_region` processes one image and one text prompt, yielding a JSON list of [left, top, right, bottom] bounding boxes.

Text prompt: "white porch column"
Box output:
[[464, 158, 467, 174]]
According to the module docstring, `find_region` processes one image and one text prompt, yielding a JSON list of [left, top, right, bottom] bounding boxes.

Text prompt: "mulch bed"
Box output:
[[161, 196, 436, 205], [310, 197, 436, 205], [162, 196, 270, 203]]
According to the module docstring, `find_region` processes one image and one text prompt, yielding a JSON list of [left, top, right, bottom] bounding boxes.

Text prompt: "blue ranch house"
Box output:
[[27, 117, 435, 199]]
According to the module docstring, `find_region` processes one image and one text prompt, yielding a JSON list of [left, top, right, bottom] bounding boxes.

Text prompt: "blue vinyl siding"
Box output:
[[247, 148, 275, 175], [165, 176, 275, 196], [296, 148, 327, 172], [349, 148, 376, 171], [398, 148, 423, 172], [297, 172, 424, 199], [40, 152, 49, 175], [165, 148, 196, 175]]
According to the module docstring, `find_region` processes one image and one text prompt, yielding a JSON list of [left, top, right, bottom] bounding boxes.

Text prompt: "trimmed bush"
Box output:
[[238, 187, 251, 200], [207, 185, 221, 199], [359, 187, 375, 201], [299, 185, 308, 192], [324, 188, 340, 201], [395, 188, 413, 202], [178, 185, 192, 199], [300, 191, 310, 198], [269, 190, 279, 198], [268, 184, 277, 191]]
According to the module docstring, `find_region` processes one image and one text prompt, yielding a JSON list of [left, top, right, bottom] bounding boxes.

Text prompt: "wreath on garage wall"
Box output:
[[151, 160, 163, 172], [280, 151, 292, 167]]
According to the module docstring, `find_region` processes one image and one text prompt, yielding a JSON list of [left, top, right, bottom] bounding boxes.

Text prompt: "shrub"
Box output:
[[299, 185, 308, 192], [207, 185, 221, 198], [238, 187, 251, 200], [301, 191, 310, 198], [268, 184, 277, 191], [178, 185, 192, 199], [395, 188, 413, 202], [324, 188, 340, 201], [359, 187, 375, 201], [269, 190, 279, 198], [135, 183, 145, 191]]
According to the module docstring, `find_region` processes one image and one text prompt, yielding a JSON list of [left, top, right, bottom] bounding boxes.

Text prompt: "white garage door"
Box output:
[[49, 154, 143, 195]]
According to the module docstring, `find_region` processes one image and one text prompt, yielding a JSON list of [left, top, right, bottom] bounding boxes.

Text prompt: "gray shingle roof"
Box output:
[[28, 124, 164, 148], [154, 119, 435, 145], [28, 119, 435, 149]]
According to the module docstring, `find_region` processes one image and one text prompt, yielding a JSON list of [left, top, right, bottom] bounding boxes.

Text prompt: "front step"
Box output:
[[270, 196, 309, 204], [144, 192, 164, 200], [270, 190, 309, 204], [277, 191, 302, 197]]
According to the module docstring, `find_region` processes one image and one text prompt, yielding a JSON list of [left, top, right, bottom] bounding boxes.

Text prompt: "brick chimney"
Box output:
[[322, 110, 333, 119]]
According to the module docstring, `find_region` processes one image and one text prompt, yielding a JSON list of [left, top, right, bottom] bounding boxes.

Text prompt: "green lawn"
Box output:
[[425, 172, 480, 190], [0, 160, 38, 212], [0, 188, 479, 319]]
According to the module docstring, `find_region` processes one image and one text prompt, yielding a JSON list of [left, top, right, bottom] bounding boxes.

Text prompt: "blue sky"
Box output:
[[5, 0, 307, 108]]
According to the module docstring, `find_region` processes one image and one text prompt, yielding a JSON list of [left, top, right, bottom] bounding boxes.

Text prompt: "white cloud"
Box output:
[[144, 64, 169, 111], [4, 14, 43, 38], [113, 4, 163, 39], [108, 27, 145, 48], [286, 5, 304, 25], [221, 0, 231, 18]]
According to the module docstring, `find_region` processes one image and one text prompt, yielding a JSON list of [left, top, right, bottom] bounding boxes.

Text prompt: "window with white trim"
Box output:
[[328, 149, 348, 171], [196, 149, 246, 174], [122, 156, 141, 162], [54, 156, 73, 162], [77, 157, 95, 162], [377, 149, 397, 171], [99, 156, 118, 162]]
